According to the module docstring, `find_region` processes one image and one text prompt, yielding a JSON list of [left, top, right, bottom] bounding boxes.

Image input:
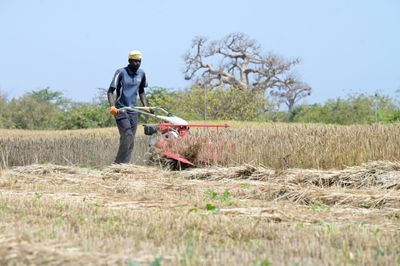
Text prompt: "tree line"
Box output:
[[0, 86, 399, 130]]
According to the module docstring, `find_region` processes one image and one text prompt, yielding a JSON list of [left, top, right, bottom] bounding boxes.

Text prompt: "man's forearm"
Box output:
[[107, 92, 115, 107], [139, 93, 148, 107], [107, 87, 115, 107]]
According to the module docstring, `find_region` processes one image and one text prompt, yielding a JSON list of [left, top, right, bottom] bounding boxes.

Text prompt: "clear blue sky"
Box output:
[[1, 0, 399, 104]]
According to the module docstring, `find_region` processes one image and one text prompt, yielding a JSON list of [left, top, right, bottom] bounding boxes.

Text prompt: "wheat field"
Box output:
[[0, 123, 400, 265], [2, 122, 400, 169]]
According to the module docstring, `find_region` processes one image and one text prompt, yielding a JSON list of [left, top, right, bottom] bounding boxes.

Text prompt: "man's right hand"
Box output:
[[143, 107, 154, 114], [109, 106, 118, 116]]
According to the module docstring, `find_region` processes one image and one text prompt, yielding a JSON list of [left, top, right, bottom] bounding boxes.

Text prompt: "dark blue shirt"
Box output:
[[109, 66, 147, 108]]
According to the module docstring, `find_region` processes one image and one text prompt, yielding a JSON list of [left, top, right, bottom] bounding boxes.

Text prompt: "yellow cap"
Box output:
[[129, 50, 142, 60]]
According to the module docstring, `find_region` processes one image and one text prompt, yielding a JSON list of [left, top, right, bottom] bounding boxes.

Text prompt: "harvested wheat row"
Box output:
[[177, 161, 400, 209], [181, 161, 400, 189]]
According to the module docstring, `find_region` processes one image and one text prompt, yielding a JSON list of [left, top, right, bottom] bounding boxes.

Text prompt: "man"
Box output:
[[107, 50, 151, 164]]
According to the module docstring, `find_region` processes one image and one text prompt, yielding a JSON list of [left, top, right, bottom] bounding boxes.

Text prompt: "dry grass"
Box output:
[[2, 123, 400, 169], [0, 161, 399, 265]]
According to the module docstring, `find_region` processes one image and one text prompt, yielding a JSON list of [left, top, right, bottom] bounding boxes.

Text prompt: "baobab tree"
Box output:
[[183, 32, 302, 95]]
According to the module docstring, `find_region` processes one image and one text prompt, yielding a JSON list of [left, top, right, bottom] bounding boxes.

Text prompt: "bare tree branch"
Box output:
[[270, 80, 312, 112]]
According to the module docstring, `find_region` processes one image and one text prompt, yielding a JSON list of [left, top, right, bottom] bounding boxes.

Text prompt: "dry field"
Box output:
[[0, 123, 400, 265], [0, 162, 399, 265]]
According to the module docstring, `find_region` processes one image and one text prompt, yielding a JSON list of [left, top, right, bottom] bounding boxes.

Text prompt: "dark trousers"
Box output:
[[114, 112, 138, 164]]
